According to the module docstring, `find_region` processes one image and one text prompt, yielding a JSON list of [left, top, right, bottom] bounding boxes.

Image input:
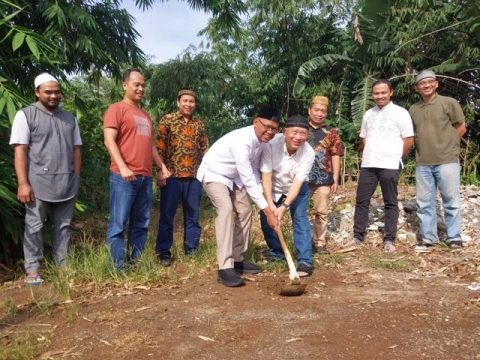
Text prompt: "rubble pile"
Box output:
[[326, 185, 480, 247]]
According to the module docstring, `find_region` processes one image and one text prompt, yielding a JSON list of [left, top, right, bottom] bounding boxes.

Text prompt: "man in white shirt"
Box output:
[[197, 105, 280, 287], [349, 79, 414, 253], [260, 115, 315, 277]]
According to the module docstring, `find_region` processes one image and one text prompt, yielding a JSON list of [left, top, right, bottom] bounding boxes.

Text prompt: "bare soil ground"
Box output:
[[1, 186, 480, 359], [2, 244, 480, 359]]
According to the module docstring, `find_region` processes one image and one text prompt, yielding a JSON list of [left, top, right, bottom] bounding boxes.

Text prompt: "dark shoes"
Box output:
[[218, 261, 261, 287], [448, 240, 463, 249], [157, 255, 172, 267], [297, 263, 313, 278], [234, 261, 261, 274], [218, 269, 245, 287]]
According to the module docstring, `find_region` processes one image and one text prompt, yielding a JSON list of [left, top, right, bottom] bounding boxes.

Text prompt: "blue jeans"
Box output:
[[107, 172, 153, 270], [156, 177, 202, 258], [260, 182, 312, 266], [416, 163, 461, 244]]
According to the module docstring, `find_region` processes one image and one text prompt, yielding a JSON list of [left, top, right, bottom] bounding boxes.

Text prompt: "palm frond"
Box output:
[[293, 54, 352, 97], [350, 74, 375, 128]]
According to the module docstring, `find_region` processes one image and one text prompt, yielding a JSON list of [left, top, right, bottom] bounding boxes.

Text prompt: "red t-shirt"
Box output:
[[103, 101, 153, 176]]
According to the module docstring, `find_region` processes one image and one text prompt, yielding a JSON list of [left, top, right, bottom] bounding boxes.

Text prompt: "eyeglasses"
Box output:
[[257, 119, 279, 133], [417, 79, 437, 87]]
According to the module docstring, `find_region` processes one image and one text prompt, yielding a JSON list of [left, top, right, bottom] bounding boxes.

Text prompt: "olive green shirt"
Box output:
[[409, 94, 464, 165]]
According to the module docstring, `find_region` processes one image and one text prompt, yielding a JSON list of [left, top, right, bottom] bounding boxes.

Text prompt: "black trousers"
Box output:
[[353, 167, 400, 243]]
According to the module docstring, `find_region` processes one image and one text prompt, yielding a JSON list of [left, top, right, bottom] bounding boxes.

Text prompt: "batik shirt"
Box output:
[[156, 111, 209, 178], [307, 124, 344, 186]]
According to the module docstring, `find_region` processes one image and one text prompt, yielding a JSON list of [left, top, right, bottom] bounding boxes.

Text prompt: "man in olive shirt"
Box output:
[[409, 70, 467, 249]]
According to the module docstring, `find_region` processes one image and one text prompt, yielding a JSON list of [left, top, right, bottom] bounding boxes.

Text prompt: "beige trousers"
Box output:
[[309, 184, 331, 246], [203, 182, 252, 269]]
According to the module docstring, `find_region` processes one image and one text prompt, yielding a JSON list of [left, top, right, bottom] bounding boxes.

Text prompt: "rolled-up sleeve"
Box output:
[[233, 143, 268, 210]]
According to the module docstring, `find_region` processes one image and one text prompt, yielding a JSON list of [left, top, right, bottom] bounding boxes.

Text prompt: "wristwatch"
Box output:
[[281, 202, 290, 210]]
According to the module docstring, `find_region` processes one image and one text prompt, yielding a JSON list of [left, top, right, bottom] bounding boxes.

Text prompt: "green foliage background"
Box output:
[[0, 0, 479, 266]]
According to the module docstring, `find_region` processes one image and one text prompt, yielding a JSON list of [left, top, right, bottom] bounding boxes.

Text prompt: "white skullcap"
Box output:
[[34, 73, 58, 88]]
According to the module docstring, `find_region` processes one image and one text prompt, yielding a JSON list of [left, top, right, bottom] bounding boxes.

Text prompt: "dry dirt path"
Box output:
[[2, 245, 480, 360]]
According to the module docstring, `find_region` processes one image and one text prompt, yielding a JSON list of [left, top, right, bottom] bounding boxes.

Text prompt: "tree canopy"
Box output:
[[1, 0, 479, 266]]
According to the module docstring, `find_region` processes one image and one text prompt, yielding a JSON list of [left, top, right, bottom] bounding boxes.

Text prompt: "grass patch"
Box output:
[[62, 305, 79, 323], [0, 332, 42, 360], [368, 254, 418, 272], [317, 253, 345, 268], [28, 287, 56, 317], [1, 298, 18, 316]]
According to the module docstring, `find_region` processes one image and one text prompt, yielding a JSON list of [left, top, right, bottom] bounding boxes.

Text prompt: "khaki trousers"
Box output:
[[309, 184, 331, 246], [203, 182, 252, 269]]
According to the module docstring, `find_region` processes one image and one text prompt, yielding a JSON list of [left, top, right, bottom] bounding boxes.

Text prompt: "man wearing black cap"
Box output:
[[410, 70, 467, 249], [197, 105, 280, 287], [260, 115, 315, 277]]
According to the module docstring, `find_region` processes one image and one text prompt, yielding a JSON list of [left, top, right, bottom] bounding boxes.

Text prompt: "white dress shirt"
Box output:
[[360, 101, 414, 169], [197, 125, 268, 209], [261, 133, 315, 201]]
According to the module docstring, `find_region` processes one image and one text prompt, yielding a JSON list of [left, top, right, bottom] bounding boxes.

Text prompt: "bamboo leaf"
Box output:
[[0, 96, 6, 115], [6, 97, 17, 122], [25, 35, 40, 59], [11, 32, 25, 52]]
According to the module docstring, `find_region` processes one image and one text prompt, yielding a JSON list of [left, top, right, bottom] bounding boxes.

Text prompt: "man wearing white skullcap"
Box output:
[[9, 73, 82, 285], [34, 73, 58, 88]]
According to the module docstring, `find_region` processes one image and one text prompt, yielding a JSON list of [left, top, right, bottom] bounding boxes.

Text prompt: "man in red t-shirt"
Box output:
[[103, 68, 169, 270]]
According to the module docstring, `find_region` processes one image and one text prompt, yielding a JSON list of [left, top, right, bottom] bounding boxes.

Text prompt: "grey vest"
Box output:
[[23, 103, 79, 202]]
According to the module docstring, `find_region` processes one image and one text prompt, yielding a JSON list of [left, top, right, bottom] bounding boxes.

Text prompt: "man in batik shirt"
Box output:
[[155, 89, 209, 266], [307, 96, 344, 254]]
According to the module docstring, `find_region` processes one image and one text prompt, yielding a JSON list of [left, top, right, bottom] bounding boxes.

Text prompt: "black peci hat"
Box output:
[[284, 115, 309, 130], [256, 105, 281, 122]]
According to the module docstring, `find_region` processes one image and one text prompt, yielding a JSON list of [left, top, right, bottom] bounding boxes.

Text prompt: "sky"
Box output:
[[122, 1, 211, 64]]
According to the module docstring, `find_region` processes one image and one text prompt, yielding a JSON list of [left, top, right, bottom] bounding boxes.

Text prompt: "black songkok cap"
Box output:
[[256, 105, 281, 122], [284, 115, 309, 130]]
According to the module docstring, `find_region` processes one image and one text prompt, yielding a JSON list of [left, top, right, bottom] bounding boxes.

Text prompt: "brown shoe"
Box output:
[[314, 244, 330, 254]]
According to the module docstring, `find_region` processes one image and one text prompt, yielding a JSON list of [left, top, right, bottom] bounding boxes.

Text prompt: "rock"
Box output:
[[326, 185, 480, 248]]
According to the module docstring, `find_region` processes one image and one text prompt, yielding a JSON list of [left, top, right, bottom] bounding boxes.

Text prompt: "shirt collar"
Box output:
[[374, 101, 393, 111], [174, 111, 196, 122], [283, 141, 300, 157], [309, 120, 327, 130], [250, 125, 261, 146], [420, 93, 438, 106], [34, 101, 59, 115]]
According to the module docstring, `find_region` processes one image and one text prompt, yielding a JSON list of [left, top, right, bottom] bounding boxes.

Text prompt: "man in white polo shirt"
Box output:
[[260, 115, 315, 277], [197, 105, 280, 287], [349, 79, 414, 253]]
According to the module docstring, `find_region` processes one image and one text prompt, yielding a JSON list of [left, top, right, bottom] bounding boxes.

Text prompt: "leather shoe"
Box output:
[[157, 255, 172, 267], [217, 269, 245, 287], [234, 261, 261, 274]]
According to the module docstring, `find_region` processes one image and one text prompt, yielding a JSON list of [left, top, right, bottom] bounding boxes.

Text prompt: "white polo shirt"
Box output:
[[360, 101, 414, 169], [261, 134, 315, 201], [197, 125, 268, 209]]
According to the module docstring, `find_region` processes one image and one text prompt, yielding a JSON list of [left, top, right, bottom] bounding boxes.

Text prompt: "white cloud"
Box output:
[[121, 0, 210, 64]]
